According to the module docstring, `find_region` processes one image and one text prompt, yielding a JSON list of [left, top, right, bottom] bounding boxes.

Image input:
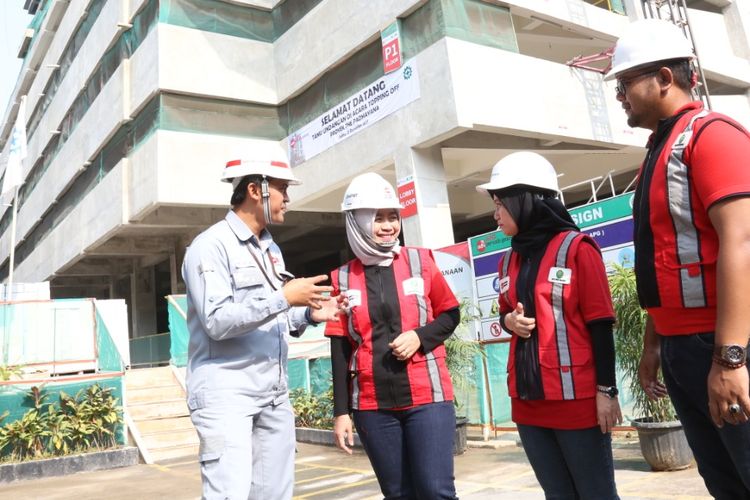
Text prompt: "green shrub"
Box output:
[[0, 384, 123, 462], [610, 264, 676, 422], [290, 388, 334, 430]]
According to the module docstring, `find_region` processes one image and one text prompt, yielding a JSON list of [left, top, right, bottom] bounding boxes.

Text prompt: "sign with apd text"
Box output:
[[287, 61, 420, 167]]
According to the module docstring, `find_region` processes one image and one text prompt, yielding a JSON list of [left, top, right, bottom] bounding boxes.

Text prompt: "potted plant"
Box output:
[[445, 299, 483, 455], [609, 264, 693, 471]]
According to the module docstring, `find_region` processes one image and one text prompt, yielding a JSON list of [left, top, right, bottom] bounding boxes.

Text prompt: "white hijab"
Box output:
[[345, 209, 401, 267]]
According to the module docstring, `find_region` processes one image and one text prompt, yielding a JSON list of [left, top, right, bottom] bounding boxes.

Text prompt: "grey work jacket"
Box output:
[[182, 211, 309, 410]]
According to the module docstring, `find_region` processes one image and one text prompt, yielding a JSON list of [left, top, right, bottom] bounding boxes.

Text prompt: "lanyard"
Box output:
[[244, 240, 293, 291]]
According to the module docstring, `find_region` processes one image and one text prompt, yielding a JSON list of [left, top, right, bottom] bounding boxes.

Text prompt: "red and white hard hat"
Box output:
[[221, 146, 300, 187], [604, 19, 695, 81], [341, 172, 401, 211]]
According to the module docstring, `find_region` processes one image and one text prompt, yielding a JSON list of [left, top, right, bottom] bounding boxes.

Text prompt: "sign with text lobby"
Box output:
[[287, 61, 420, 167], [469, 193, 636, 342]]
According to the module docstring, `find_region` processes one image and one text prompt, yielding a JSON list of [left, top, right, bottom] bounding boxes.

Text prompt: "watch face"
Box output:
[[608, 387, 619, 398], [725, 345, 746, 364]]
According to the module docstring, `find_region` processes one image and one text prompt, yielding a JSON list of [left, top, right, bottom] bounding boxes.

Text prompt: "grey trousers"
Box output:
[[190, 399, 295, 500]]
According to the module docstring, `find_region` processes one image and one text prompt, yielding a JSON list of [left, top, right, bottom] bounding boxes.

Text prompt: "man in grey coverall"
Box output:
[[182, 147, 339, 499]]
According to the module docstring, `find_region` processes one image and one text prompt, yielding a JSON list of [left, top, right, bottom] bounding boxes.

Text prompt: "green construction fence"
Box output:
[[0, 299, 126, 445]]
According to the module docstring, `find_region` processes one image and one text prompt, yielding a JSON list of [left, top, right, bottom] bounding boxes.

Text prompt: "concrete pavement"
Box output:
[[2, 431, 712, 499]]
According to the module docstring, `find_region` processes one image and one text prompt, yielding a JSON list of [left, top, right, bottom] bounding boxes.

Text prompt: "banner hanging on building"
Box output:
[[288, 61, 420, 167]]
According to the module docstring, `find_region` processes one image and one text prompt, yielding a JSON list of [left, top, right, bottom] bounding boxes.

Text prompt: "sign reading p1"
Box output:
[[381, 21, 402, 74]]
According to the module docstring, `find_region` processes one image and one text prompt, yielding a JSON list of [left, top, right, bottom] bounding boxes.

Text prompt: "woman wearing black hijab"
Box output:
[[477, 152, 622, 500]]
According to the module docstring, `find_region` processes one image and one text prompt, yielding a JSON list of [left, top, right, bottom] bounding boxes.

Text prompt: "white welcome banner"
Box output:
[[288, 60, 420, 166]]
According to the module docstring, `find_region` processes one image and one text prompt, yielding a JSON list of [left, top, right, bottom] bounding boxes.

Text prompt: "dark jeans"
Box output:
[[352, 401, 457, 500], [516, 424, 619, 500], [661, 333, 750, 500]]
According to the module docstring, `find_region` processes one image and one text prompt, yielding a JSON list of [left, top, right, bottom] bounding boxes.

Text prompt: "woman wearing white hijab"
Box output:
[[325, 172, 461, 499]]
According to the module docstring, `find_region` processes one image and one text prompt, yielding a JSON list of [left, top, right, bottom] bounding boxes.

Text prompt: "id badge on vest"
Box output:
[[548, 267, 572, 285], [402, 277, 424, 296]]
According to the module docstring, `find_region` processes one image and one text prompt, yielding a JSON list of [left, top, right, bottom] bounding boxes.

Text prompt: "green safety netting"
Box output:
[[26, 0, 108, 139], [96, 307, 125, 373], [130, 332, 172, 367], [167, 295, 189, 367]]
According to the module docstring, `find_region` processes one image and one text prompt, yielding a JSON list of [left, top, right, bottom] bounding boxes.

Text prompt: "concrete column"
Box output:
[[725, 0, 750, 61], [130, 261, 157, 338], [393, 145, 454, 249]]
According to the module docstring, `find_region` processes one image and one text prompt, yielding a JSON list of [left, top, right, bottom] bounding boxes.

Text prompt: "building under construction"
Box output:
[[0, 0, 748, 341]]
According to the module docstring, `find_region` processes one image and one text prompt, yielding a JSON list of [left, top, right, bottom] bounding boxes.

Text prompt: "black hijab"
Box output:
[[493, 186, 579, 257], [490, 185, 579, 400]]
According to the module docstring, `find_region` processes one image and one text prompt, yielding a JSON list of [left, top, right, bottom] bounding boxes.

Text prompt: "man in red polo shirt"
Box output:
[[606, 19, 750, 499]]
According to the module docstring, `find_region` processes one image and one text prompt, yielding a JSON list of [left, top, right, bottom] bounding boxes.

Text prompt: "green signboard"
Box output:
[[469, 193, 634, 257]]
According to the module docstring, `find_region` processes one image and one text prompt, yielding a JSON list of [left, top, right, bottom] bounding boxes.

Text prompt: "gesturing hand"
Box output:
[[506, 302, 535, 338], [282, 275, 333, 308], [309, 295, 342, 323]]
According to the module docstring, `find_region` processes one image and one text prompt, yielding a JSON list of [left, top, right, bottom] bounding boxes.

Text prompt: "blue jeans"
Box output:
[[516, 424, 619, 500], [352, 401, 457, 500], [661, 333, 750, 500]]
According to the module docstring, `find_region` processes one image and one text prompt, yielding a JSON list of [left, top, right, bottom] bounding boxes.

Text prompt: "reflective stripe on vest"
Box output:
[[666, 109, 710, 308], [552, 231, 579, 400], [406, 248, 445, 403], [338, 264, 362, 409], [500, 249, 512, 307]]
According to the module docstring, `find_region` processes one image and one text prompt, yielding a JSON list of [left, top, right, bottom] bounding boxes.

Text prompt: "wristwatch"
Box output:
[[713, 344, 748, 369], [597, 385, 619, 399]]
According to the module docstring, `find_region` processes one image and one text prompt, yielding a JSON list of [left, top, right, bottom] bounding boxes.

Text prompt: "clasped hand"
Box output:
[[389, 330, 421, 361], [505, 302, 535, 338]]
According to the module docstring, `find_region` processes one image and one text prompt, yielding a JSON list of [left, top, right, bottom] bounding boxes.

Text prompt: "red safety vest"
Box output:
[[499, 232, 597, 400], [327, 247, 456, 411], [633, 102, 750, 333]]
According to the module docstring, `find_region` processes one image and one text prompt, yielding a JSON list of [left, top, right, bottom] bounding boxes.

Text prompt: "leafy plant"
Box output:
[[446, 299, 484, 416], [609, 264, 676, 422], [290, 388, 334, 430], [0, 364, 23, 381], [0, 383, 123, 463]]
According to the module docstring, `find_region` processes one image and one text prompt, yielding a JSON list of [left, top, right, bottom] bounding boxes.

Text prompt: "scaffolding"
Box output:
[[640, 0, 712, 109], [567, 0, 712, 110]]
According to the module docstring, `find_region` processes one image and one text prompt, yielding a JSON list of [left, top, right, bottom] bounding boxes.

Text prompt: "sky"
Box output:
[[1, 2, 34, 118]]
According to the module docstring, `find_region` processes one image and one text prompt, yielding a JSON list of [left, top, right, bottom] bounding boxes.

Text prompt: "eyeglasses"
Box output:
[[615, 69, 660, 96]]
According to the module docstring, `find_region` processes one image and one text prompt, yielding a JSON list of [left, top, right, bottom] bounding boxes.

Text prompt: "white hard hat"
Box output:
[[221, 145, 300, 186], [341, 172, 401, 211], [476, 152, 559, 195], [604, 19, 695, 81]]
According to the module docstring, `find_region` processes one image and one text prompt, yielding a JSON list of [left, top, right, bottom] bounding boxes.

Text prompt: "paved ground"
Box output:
[[3, 430, 712, 499]]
